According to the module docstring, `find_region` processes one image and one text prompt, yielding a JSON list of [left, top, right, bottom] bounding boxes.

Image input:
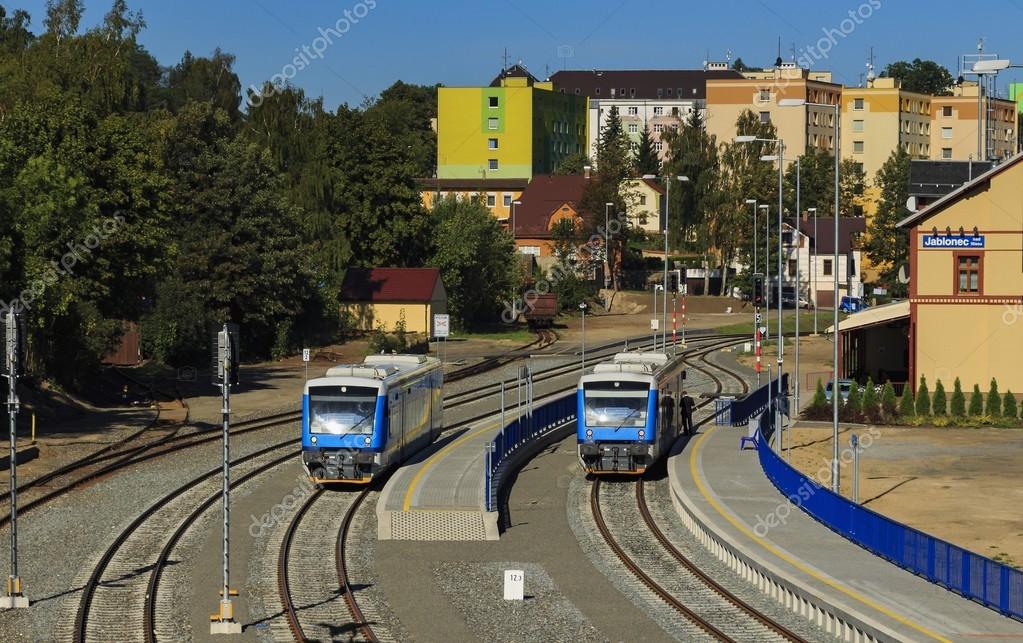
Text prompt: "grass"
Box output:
[[447, 325, 538, 343], [711, 310, 837, 336]]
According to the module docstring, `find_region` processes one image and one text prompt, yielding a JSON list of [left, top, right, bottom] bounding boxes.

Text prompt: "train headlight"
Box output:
[[585, 428, 593, 438], [638, 429, 645, 439], [310, 436, 317, 444], [364, 436, 372, 446]]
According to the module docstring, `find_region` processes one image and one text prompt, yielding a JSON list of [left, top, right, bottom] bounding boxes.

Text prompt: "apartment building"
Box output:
[[841, 77, 931, 181], [436, 64, 587, 180], [930, 82, 1016, 162], [417, 177, 528, 221], [550, 67, 742, 162], [705, 63, 842, 160]]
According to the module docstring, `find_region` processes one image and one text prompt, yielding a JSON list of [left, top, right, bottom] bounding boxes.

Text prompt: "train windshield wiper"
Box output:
[[612, 407, 641, 432], [344, 414, 374, 436]]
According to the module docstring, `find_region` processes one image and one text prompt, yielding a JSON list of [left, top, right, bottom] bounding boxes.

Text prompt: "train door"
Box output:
[[391, 391, 404, 464]]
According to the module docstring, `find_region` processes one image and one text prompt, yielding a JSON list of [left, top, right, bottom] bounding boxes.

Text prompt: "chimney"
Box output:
[[583, 165, 592, 179]]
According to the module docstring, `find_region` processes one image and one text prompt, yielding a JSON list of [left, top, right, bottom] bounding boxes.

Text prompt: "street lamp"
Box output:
[[808, 207, 818, 335], [644, 173, 690, 351], [778, 96, 841, 493], [579, 302, 588, 371], [745, 198, 761, 386], [758, 204, 770, 337], [651, 284, 663, 349]]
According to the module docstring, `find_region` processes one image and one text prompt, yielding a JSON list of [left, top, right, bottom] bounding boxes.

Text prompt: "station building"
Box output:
[[339, 268, 447, 336]]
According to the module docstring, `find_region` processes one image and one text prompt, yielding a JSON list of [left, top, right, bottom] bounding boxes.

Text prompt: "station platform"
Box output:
[[671, 418, 1023, 642]]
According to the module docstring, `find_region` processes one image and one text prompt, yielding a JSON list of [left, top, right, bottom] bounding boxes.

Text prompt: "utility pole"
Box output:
[[2, 312, 27, 609], [210, 323, 241, 635]]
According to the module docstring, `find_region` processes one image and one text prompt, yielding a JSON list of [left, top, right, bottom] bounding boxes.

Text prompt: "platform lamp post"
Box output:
[[579, 302, 588, 372], [779, 96, 840, 492], [211, 323, 241, 634], [2, 312, 27, 609], [758, 204, 770, 337], [745, 199, 761, 386], [808, 207, 818, 335], [643, 174, 689, 352]]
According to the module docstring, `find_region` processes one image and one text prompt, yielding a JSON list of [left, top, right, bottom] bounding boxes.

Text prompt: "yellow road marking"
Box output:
[[689, 426, 951, 643], [401, 417, 501, 512]]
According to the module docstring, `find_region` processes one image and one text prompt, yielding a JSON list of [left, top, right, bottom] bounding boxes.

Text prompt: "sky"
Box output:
[[12, 0, 1023, 110]]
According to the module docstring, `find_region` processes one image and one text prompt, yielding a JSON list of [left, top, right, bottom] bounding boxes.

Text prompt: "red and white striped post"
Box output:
[[754, 328, 762, 386], [671, 291, 677, 356]]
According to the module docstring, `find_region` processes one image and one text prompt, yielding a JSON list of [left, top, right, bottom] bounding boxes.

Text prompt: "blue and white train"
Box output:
[[577, 352, 690, 475], [302, 354, 443, 484]]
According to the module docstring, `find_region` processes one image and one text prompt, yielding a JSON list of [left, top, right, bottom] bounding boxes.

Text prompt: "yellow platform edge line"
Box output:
[[402, 417, 501, 512]]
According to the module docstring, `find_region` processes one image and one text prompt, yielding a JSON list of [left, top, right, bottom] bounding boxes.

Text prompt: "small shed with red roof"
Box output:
[[340, 268, 447, 336]]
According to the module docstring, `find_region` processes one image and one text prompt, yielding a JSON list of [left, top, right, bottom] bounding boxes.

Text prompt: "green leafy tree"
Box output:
[[881, 382, 897, 420], [842, 380, 862, 422], [861, 377, 879, 424], [553, 151, 591, 175], [165, 50, 242, 120], [804, 380, 829, 420], [950, 377, 966, 416], [633, 125, 660, 176], [969, 384, 984, 417], [932, 379, 947, 416], [731, 57, 752, 72], [429, 195, 518, 328], [882, 59, 954, 96], [864, 147, 911, 296], [899, 388, 915, 419], [550, 218, 579, 267], [1003, 390, 1018, 421], [915, 375, 930, 416], [986, 378, 1001, 417]]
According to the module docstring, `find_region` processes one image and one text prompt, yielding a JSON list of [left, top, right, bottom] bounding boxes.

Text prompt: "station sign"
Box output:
[[922, 235, 984, 249], [434, 314, 450, 338]]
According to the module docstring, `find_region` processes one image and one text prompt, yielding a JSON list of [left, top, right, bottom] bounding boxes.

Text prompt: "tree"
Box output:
[[839, 158, 866, 215], [882, 59, 954, 96], [554, 152, 591, 175], [932, 379, 947, 416], [633, 125, 660, 176], [861, 377, 879, 424], [986, 378, 1001, 417], [969, 384, 983, 417], [1003, 390, 1018, 421], [805, 380, 829, 420], [899, 388, 915, 419], [950, 378, 966, 416], [842, 380, 862, 422], [864, 147, 911, 296], [165, 49, 242, 120], [881, 382, 897, 420], [429, 195, 519, 328], [915, 375, 930, 416], [731, 57, 752, 72], [44, 0, 84, 41]]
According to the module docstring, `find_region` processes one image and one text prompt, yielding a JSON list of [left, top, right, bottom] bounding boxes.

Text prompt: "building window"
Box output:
[[788, 259, 797, 276], [503, 194, 512, 207], [653, 106, 664, 116], [853, 141, 864, 153], [574, 88, 580, 95], [853, 98, 864, 110], [941, 127, 953, 139], [653, 142, 663, 152], [823, 259, 833, 276], [628, 123, 638, 133], [957, 254, 981, 294], [489, 96, 499, 108], [488, 138, 498, 149], [942, 147, 952, 159], [759, 111, 771, 124], [639, 195, 647, 206], [853, 162, 864, 175], [488, 159, 499, 170], [595, 88, 600, 95], [628, 106, 638, 116], [852, 119, 864, 132], [942, 105, 952, 117], [653, 124, 663, 133], [666, 88, 673, 96], [486, 193, 496, 207], [619, 88, 625, 96], [759, 89, 770, 101], [488, 117, 499, 130], [630, 88, 636, 97]]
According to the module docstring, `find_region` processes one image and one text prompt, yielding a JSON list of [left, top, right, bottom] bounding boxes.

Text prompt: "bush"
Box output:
[[986, 378, 1001, 417], [969, 384, 983, 416], [899, 388, 915, 419], [881, 382, 897, 420], [861, 378, 880, 424], [931, 379, 947, 416], [842, 381, 862, 422], [914, 375, 931, 416], [950, 377, 966, 417], [1003, 390, 1018, 420], [803, 380, 830, 420], [369, 319, 409, 354]]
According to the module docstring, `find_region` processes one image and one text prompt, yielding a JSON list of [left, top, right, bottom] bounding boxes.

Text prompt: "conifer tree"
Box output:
[[915, 375, 931, 416], [931, 379, 947, 416], [950, 377, 966, 416], [986, 378, 1001, 417], [969, 384, 984, 416]]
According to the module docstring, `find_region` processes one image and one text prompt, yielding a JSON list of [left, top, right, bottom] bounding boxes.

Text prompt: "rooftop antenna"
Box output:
[[866, 46, 876, 85], [775, 36, 783, 68], [725, 48, 732, 63], [502, 47, 509, 72], [789, 41, 796, 61]]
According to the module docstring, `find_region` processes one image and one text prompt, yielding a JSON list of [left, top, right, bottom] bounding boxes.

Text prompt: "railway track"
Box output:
[[445, 328, 558, 383]]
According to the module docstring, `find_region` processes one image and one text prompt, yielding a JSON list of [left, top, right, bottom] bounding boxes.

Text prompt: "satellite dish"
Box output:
[[905, 196, 917, 212], [897, 264, 910, 285]]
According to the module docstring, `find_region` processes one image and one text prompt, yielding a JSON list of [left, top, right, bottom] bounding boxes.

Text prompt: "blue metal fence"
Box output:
[[483, 393, 576, 512], [753, 398, 1023, 621], [727, 373, 789, 427]]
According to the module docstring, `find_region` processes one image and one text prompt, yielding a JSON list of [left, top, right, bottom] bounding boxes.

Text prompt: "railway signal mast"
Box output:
[[2, 311, 28, 609], [211, 323, 241, 634]]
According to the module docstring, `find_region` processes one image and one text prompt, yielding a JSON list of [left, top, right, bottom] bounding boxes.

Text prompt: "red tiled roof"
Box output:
[[513, 174, 589, 237], [791, 217, 866, 254], [340, 268, 440, 302]]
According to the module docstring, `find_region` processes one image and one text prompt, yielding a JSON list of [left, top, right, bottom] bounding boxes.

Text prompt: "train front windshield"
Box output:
[[583, 381, 650, 428], [308, 385, 378, 436]]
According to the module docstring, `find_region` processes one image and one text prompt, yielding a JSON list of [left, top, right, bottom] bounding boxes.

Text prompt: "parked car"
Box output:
[[839, 296, 869, 313], [824, 379, 864, 402]]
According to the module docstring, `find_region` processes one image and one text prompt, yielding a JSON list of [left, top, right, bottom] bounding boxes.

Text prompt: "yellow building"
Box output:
[[841, 77, 931, 181], [930, 82, 1016, 162], [417, 178, 527, 221], [706, 64, 841, 159], [622, 178, 664, 233], [340, 268, 447, 336], [437, 65, 587, 180], [899, 153, 1023, 392]]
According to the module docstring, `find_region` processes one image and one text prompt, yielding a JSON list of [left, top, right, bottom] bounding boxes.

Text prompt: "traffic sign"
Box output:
[[754, 313, 762, 324], [650, 319, 659, 331], [302, 348, 310, 363], [434, 314, 450, 338], [759, 326, 768, 336]]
